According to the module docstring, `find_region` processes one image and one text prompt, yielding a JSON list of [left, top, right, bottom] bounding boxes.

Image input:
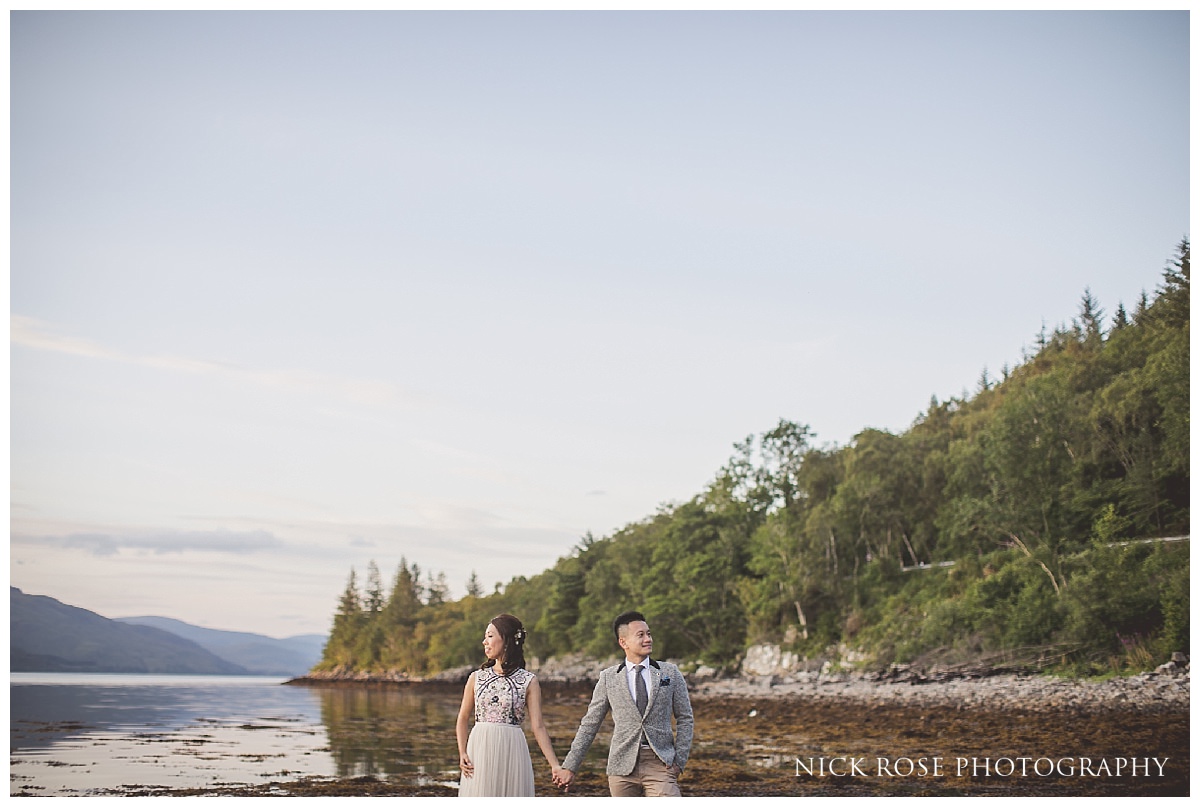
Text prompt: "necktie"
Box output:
[[635, 665, 648, 715]]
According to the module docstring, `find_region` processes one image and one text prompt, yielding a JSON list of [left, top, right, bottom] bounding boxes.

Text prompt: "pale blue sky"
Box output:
[[10, 10, 1190, 637]]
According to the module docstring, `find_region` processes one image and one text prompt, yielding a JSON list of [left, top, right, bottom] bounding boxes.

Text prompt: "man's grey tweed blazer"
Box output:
[[562, 658, 694, 777]]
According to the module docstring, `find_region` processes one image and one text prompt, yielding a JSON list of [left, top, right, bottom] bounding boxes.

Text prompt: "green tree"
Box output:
[[377, 559, 425, 672], [318, 568, 365, 669], [643, 491, 756, 663], [364, 560, 384, 615], [425, 571, 449, 606]]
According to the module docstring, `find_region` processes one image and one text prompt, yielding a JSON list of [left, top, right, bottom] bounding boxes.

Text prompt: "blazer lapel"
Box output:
[[615, 660, 638, 713]]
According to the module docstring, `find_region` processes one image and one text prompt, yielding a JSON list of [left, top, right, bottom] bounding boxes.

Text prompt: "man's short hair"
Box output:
[[612, 610, 647, 642]]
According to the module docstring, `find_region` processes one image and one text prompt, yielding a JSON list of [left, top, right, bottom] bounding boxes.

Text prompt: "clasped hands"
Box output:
[[551, 763, 681, 791]]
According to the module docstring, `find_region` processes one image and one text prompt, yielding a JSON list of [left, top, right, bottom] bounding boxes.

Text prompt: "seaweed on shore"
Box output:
[[50, 690, 1189, 798]]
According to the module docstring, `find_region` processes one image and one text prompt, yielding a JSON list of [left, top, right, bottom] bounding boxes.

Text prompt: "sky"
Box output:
[[9, 10, 1191, 639]]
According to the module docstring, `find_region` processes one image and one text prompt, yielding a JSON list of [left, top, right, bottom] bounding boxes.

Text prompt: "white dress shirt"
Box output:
[[626, 658, 650, 703]]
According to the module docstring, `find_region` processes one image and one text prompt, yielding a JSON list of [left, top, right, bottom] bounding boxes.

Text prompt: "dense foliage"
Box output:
[[315, 242, 1189, 678]]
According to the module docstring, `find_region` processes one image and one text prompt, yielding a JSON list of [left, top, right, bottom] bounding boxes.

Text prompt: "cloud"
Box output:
[[11, 528, 282, 557], [11, 315, 418, 408], [9, 515, 581, 633]]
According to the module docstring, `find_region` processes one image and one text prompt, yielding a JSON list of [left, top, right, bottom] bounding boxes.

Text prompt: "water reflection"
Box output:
[[9, 675, 331, 795], [10, 675, 312, 751], [9, 675, 606, 795], [315, 684, 462, 780], [313, 682, 607, 784]]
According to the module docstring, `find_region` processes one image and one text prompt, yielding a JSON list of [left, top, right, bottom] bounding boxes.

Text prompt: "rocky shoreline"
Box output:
[[291, 648, 1190, 715], [690, 668, 1190, 715]]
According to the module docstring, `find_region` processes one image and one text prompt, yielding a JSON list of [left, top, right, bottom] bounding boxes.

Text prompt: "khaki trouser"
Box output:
[[608, 746, 681, 797]]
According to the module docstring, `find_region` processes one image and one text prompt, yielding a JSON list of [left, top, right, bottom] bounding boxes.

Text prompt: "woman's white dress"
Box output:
[[459, 667, 536, 797]]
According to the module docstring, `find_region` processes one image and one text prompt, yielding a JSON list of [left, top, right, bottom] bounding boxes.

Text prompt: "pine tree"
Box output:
[[1156, 238, 1190, 327], [1077, 287, 1104, 345], [371, 559, 427, 673], [409, 562, 425, 603], [335, 568, 363, 633], [364, 560, 384, 615], [977, 366, 991, 393], [466, 571, 483, 598], [1134, 290, 1150, 324], [426, 571, 450, 606], [1112, 302, 1129, 330], [321, 568, 365, 667], [382, 559, 423, 627]]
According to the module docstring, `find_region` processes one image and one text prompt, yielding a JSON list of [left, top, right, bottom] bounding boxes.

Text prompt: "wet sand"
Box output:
[[44, 681, 1187, 798]]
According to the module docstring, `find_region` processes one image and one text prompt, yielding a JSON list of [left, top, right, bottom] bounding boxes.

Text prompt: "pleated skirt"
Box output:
[[459, 721, 535, 797]]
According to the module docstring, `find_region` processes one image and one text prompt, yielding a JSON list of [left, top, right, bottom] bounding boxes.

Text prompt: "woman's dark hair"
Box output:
[[482, 613, 527, 675]]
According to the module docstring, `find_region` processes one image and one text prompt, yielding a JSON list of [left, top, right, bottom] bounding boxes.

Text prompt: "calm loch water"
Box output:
[[9, 673, 478, 796]]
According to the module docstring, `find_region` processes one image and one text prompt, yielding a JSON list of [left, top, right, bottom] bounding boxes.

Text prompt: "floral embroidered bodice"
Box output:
[[474, 667, 534, 726]]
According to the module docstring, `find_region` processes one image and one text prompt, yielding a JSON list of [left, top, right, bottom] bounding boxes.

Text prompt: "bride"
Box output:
[[455, 614, 564, 796]]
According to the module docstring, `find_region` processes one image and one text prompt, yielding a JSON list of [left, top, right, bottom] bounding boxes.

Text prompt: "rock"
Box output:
[[836, 643, 869, 665], [742, 644, 801, 677], [530, 652, 617, 684], [431, 665, 473, 683]]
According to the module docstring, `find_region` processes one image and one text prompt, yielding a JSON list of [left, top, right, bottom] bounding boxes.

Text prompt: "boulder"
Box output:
[[742, 644, 801, 677]]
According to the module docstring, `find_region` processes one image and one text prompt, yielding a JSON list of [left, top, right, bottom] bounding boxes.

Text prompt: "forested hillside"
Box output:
[[316, 242, 1189, 678]]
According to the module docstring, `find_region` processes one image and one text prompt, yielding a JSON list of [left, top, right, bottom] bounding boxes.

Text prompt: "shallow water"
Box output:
[[11, 675, 326, 795], [10, 674, 483, 795], [9, 673, 1189, 797]]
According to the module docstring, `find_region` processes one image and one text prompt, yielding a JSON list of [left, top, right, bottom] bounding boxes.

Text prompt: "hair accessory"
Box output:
[[514, 628, 527, 646]]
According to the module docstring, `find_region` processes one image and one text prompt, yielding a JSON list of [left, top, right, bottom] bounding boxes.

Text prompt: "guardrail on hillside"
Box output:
[[901, 560, 957, 572], [900, 535, 1189, 573], [1109, 535, 1189, 547]]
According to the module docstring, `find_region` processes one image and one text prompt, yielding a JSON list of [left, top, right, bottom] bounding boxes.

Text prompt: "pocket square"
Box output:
[[660, 675, 671, 686]]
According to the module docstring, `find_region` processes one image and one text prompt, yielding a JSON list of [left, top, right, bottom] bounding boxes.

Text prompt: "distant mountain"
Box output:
[[115, 616, 325, 676], [10, 588, 249, 675]]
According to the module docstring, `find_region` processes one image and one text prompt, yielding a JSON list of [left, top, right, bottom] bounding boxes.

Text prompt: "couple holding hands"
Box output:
[[456, 610, 694, 797]]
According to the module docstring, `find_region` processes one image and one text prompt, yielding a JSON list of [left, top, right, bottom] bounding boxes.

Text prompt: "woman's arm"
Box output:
[[525, 676, 563, 776], [456, 671, 476, 777]]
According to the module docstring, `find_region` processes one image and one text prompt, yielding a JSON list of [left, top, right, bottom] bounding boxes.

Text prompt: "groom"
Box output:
[[554, 611, 694, 796]]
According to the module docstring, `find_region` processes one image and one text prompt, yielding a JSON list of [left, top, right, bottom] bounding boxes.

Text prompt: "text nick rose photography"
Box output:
[[794, 755, 1170, 779]]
